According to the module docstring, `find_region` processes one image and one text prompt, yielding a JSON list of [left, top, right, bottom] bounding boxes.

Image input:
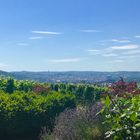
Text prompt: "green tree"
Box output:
[[5, 78, 15, 93]]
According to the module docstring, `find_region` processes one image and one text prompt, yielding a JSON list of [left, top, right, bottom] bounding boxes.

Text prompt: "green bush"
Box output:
[[100, 95, 140, 140], [0, 91, 76, 139]]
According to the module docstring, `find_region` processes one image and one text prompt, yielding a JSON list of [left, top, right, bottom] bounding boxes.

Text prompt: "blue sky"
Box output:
[[0, 0, 140, 71]]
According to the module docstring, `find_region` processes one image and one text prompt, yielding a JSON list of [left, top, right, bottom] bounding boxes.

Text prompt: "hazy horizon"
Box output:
[[0, 70, 140, 73], [0, 0, 140, 71]]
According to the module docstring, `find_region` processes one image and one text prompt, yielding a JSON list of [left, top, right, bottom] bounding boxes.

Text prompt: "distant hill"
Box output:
[[0, 70, 140, 83]]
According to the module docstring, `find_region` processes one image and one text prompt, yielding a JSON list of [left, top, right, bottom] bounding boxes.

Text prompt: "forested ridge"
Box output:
[[1, 70, 140, 83]]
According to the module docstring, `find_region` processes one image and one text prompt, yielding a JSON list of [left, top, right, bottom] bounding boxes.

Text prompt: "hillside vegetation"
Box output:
[[0, 77, 139, 140]]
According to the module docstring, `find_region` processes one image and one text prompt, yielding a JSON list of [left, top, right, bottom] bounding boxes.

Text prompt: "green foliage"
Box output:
[[17, 80, 36, 92], [0, 77, 37, 93], [0, 91, 76, 139], [0, 77, 107, 139], [51, 83, 107, 105], [0, 77, 107, 104], [5, 77, 15, 93], [100, 95, 140, 140]]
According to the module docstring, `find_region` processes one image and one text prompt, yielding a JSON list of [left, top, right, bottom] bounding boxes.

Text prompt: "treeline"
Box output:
[[0, 77, 108, 104]]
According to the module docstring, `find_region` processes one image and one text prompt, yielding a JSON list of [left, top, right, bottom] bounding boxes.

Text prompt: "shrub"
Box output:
[[40, 102, 105, 140], [100, 79, 140, 140], [100, 95, 140, 140], [0, 91, 76, 139]]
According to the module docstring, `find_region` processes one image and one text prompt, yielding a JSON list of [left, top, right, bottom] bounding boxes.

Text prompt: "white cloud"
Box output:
[[87, 49, 100, 55], [87, 49, 99, 52], [80, 29, 101, 33], [89, 52, 100, 55], [48, 58, 85, 63], [0, 63, 8, 68], [29, 36, 42, 40], [107, 59, 124, 63], [119, 55, 140, 59], [135, 35, 140, 38], [32, 31, 61, 35], [110, 44, 139, 50], [111, 39, 131, 43], [103, 53, 118, 57], [17, 43, 29, 46], [100, 38, 130, 43]]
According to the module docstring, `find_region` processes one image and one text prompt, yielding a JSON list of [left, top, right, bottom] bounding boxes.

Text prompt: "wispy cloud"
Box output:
[[103, 53, 118, 57], [107, 59, 124, 63], [0, 63, 8, 68], [111, 39, 131, 43], [48, 58, 85, 63], [134, 35, 140, 38], [17, 43, 29, 46], [119, 55, 140, 59], [32, 31, 61, 35], [87, 49, 99, 52], [100, 38, 131, 43], [87, 49, 100, 55], [100, 39, 131, 43], [29, 36, 42, 40], [110, 44, 139, 50], [80, 29, 101, 33]]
